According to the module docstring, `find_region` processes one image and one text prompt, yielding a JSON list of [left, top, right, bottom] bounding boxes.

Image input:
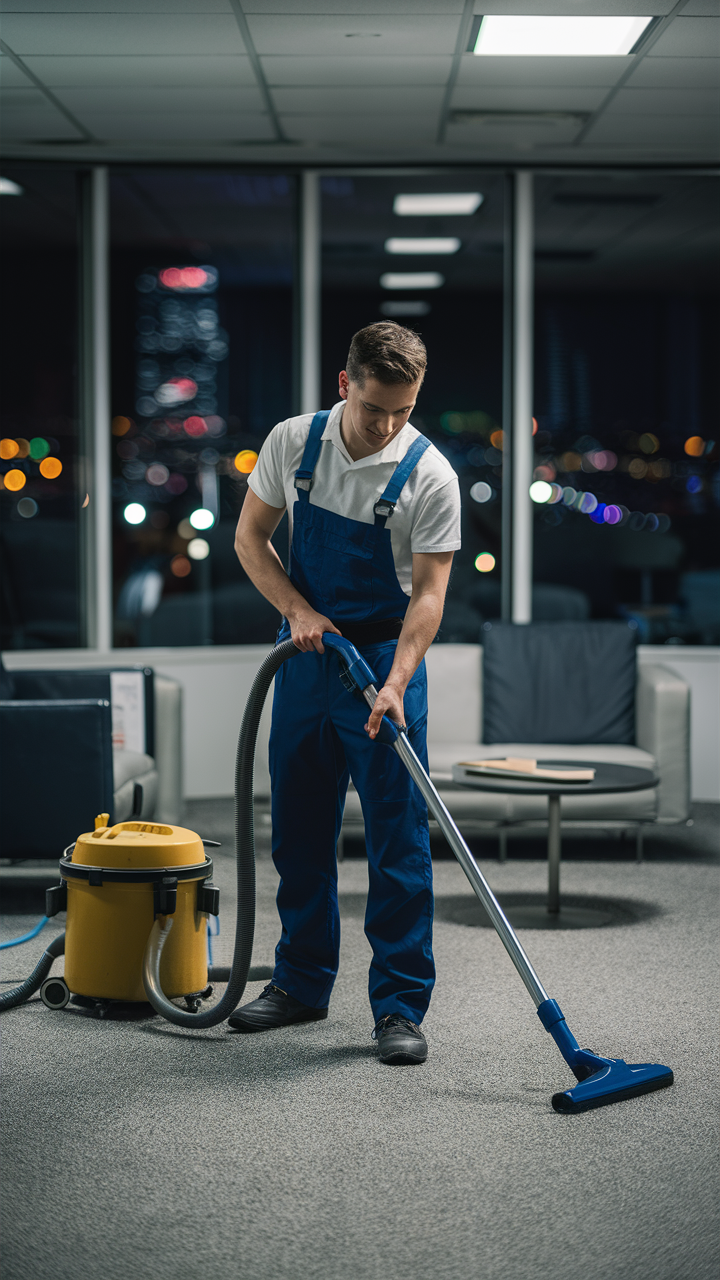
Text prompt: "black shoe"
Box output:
[[227, 983, 328, 1033], [372, 1013, 428, 1064]]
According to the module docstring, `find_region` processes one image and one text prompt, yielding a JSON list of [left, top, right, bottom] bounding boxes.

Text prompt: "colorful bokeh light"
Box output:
[[4, 469, 26, 491], [112, 416, 133, 437], [0, 438, 19, 460], [234, 450, 258, 474], [170, 555, 192, 578], [184, 416, 208, 438], [474, 553, 496, 573], [124, 503, 146, 525], [29, 437, 49, 460], [529, 480, 552, 503], [189, 508, 214, 531], [159, 267, 209, 291], [188, 537, 210, 561], [39, 457, 62, 479], [684, 436, 704, 457]]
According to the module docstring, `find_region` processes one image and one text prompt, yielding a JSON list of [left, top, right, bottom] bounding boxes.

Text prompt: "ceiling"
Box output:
[[0, 0, 718, 166]]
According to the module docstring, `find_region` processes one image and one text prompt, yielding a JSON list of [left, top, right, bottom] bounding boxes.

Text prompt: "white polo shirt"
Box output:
[[248, 401, 461, 595]]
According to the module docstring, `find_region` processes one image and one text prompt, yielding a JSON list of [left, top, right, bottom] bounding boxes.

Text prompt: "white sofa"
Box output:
[[340, 644, 690, 859]]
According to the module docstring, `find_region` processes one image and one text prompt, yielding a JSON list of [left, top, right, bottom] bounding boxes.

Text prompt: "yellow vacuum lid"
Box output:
[[72, 816, 205, 869]]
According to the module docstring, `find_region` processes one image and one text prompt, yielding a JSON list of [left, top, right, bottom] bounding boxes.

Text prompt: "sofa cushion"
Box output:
[[482, 621, 636, 745]]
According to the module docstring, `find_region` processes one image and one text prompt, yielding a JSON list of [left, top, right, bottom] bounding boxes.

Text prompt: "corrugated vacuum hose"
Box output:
[[141, 639, 299, 1027]]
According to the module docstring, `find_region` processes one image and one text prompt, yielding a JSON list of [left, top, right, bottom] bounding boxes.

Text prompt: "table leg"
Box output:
[[547, 794, 561, 915]]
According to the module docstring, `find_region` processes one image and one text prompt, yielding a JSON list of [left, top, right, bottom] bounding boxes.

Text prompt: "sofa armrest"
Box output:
[[153, 675, 183, 824], [636, 664, 690, 821], [0, 699, 114, 857]]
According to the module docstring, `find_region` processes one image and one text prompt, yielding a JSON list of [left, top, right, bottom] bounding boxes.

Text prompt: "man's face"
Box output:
[[338, 369, 422, 459]]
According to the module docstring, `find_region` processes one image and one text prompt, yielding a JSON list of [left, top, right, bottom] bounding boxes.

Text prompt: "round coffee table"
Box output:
[[452, 760, 658, 929]]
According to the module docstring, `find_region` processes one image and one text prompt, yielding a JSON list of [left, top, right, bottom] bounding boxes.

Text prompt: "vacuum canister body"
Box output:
[[62, 818, 215, 1002]]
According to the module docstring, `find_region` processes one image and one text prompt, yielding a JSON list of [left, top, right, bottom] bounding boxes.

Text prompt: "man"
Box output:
[[230, 322, 460, 1064]]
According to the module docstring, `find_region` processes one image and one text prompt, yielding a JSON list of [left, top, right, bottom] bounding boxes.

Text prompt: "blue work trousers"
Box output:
[[269, 641, 435, 1024]]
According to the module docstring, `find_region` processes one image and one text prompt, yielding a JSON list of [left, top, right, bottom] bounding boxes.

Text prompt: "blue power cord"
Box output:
[[207, 915, 220, 964], [0, 916, 50, 950]]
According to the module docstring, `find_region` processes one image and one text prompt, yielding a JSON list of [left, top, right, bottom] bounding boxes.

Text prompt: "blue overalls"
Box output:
[[269, 410, 435, 1024]]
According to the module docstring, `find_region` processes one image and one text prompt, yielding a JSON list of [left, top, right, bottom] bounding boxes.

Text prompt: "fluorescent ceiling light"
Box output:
[[380, 273, 445, 290], [394, 193, 483, 216], [473, 15, 653, 57], [380, 301, 431, 317], [0, 177, 24, 196], [385, 237, 460, 255]]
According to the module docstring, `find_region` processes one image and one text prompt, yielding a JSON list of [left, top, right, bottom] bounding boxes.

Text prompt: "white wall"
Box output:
[[4, 644, 719, 802]]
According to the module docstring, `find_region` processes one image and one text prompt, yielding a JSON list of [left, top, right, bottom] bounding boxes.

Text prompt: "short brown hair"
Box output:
[[346, 322, 427, 388]]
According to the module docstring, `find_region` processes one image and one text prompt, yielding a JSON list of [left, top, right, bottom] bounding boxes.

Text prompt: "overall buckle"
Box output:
[[373, 498, 396, 520], [295, 476, 313, 492]]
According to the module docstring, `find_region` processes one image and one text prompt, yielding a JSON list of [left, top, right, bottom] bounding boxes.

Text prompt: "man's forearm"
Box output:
[[235, 530, 307, 621], [384, 590, 443, 697]]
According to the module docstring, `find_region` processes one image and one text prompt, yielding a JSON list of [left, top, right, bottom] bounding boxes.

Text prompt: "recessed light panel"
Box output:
[[394, 193, 483, 216], [473, 15, 653, 57], [385, 238, 461, 255], [380, 273, 445, 290]]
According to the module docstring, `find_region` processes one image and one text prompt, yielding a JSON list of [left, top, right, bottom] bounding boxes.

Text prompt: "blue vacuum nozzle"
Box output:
[[552, 1058, 674, 1114], [537, 998, 673, 1114]]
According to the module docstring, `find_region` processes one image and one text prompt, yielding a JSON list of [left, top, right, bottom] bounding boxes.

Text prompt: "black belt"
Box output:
[[332, 617, 404, 647]]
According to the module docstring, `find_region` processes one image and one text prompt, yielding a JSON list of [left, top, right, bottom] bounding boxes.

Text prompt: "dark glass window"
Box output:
[[0, 166, 82, 649], [533, 175, 720, 643], [110, 170, 295, 647], [321, 173, 505, 642]]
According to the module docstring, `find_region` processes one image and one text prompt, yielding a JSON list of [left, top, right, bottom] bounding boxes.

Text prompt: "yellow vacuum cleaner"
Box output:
[[55, 815, 216, 1010]]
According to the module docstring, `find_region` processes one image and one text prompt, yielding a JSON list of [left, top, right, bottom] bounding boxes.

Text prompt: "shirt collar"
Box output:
[[322, 401, 418, 469]]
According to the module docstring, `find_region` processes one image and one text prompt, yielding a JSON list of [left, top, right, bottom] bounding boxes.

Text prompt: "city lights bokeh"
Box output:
[[189, 508, 214, 531], [39, 457, 62, 479], [474, 553, 496, 573], [4, 470, 26, 491], [234, 450, 258, 474], [124, 503, 146, 525], [188, 537, 210, 560]]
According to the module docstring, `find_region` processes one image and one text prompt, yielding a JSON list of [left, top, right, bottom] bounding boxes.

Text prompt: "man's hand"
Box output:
[[365, 683, 405, 739], [287, 605, 341, 654]]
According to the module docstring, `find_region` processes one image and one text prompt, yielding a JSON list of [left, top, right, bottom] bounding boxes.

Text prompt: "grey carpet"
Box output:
[[2, 810, 718, 1280]]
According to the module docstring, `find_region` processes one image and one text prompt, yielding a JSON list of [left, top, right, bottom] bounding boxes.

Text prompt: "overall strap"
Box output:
[[374, 435, 432, 526], [294, 410, 331, 502]]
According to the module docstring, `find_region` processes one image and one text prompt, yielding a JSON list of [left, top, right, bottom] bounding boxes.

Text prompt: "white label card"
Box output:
[[110, 671, 146, 754]]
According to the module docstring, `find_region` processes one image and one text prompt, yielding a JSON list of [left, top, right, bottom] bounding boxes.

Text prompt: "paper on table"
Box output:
[[458, 758, 595, 782]]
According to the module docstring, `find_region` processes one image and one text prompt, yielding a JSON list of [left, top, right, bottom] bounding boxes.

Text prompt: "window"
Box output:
[[0, 167, 82, 649], [321, 173, 505, 641], [109, 170, 295, 647], [533, 174, 720, 643]]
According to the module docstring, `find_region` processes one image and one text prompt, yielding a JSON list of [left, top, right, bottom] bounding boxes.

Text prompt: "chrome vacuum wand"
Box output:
[[321, 632, 673, 1114], [362, 682, 548, 1008]]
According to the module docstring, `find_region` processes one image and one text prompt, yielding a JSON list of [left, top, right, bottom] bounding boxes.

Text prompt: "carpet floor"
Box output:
[[1, 806, 718, 1280]]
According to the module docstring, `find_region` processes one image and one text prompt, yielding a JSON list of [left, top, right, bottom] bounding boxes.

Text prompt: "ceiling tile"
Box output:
[[0, 14, 245, 57], [278, 112, 439, 142], [603, 87, 720, 113], [457, 55, 628, 86], [585, 113, 719, 146], [0, 0, 234, 9], [680, 1, 720, 13], [55, 86, 266, 114], [245, 0, 463, 9], [451, 86, 607, 110], [77, 111, 274, 140], [261, 54, 452, 84], [20, 55, 257, 88], [473, 0, 677, 12], [0, 101, 82, 139], [246, 15, 459, 56], [0, 54, 35, 87], [272, 86, 445, 112], [647, 16, 720, 56], [626, 56, 720, 85]]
